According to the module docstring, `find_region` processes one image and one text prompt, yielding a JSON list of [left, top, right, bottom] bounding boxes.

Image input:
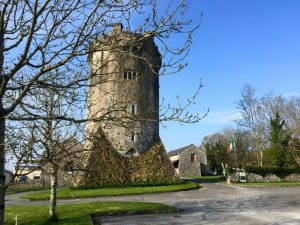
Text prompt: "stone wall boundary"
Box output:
[[230, 172, 300, 183]]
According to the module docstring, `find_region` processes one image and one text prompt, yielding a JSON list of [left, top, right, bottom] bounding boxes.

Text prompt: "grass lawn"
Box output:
[[233, 181, 300, 187], [193, 176, 225, 183], [6, 186, 49, 195], [5, 201, 175, 225], [22, 182, 199, 201]]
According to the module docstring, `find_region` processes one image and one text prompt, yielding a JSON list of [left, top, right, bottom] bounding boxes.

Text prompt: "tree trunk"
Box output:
[[0, 118, 6, 225], [259, 149, 263, 166], [257, 138, 263, 166], [49, 169, 58, 220], [296, 157, 300, 167], [0, 10, 7, 225]]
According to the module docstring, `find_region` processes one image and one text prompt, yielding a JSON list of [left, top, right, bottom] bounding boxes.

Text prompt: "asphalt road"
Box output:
[[6, 180, 300, 225]]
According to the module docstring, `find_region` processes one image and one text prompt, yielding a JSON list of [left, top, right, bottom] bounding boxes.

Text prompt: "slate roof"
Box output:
[[16, 165, 40, 171], [168, 144, 195, 156], [4, 169, 13, 175], [168, 144, 206, 157]]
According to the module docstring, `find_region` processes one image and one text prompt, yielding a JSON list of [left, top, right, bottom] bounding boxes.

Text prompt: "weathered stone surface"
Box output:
[[79, 128, 178, 185], [178, 145, 205, 177], [86, 23, 161, 155], [41, 138, 85, 186], [283, 174, 300, 181], [81, 24, 178, 185], [230, 172, 300, 182], [168, 144, 208, 177]]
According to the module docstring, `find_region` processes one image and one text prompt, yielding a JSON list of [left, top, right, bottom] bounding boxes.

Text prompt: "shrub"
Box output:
[[244, 165, 300, 178]]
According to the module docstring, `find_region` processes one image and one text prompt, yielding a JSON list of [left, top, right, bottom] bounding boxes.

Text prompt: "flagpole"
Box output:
[[233, 135, 238, 169], [230, 135, 237, 169]]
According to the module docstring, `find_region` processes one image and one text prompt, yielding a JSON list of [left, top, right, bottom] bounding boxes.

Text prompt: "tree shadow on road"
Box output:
[[175, 194, 300, 224], [184, 176, 225, 184]]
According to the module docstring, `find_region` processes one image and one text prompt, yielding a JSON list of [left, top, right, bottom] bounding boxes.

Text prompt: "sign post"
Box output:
[[239, 172, 247, 182]]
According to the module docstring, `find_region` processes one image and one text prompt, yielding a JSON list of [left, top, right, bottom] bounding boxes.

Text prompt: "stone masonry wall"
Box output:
[[79, 128, 179, 185], [178, 146, 202, 177], [86, 24, 161, 155], [230, 172, 300, 182]]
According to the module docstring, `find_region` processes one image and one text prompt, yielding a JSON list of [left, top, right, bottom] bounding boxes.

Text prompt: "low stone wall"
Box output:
[[230, 172, 300, 183]]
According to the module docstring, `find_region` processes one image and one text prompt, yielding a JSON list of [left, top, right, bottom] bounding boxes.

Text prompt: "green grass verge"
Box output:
[[6, 187, 49, 195], [22, 182, 199, 201], [5, 201, 175, 225], [232, 181, 300, 187], [192, 176, 225, 183]]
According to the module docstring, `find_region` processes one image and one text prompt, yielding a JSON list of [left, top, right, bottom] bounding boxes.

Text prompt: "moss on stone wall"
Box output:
[[80, 128, 178, 185]]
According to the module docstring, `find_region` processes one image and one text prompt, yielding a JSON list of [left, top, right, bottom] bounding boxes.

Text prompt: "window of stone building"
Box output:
[[123, 46, 131, 52], [173, 160, 179, 169], [122, 46, 138, 52], [131, 104, 138, 114], [191, 153, 196, 162], [123, 71, 137, 80], [33, 176, 40, 180], [132, 46, 138, 52], [131, 131, 137, 142]]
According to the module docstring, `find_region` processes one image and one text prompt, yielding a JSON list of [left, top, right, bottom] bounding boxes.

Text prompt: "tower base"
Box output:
[[79, 128, 179, 186]]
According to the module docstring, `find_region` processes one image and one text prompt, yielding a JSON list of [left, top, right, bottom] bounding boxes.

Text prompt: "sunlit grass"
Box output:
[[6, 186, 49, 195], [22, 182, 199, 201], [5, 202, 175, 225]]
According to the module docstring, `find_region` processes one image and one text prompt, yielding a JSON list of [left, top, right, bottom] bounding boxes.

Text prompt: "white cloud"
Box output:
[[201, 110, 240, 125], [283, 92, 299, 98]]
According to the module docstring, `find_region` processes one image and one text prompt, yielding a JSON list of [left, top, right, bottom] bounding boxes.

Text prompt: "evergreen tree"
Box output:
[[265, 112, 295, 167]]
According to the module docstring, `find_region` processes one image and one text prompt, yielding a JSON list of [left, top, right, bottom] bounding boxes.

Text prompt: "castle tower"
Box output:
[[79, 24, 178, 185], [86, 23, 162, 156]]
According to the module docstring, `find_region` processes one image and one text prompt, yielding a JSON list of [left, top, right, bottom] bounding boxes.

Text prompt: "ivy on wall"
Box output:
[[79, 128, 179, 185]]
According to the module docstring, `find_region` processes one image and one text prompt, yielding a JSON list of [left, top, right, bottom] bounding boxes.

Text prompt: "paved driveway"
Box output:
[[95, 182, 300, 225], [6, 181, 300, 224]]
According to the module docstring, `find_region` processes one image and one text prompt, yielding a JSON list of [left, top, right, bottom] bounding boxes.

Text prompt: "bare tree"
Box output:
[[236, 84, 300, 167], [201, 128, 257, 173], [0, 0, 203, 222], [8, 86, 84, 219], [235, 84, 268, 166]]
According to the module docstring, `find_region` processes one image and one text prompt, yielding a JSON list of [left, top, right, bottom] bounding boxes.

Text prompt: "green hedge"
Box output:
[[244, 165, 300, 177]]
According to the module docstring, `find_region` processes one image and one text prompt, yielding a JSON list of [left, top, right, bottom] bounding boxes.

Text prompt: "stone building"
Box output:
[[168, 144, 208, 177], [13, 165, 42, 181], [86, 23, 160, 156], [80, 24, 178, 185]]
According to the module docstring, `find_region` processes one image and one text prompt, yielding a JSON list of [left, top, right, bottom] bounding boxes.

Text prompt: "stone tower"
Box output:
[[80, 24, 178, 185], [86, 23, 161, 156]]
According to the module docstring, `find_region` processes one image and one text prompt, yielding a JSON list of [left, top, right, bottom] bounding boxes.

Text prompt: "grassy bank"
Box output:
[[5, 202, 175, 225], [22, 181, 199, 201], [6, 186, 49, 195]]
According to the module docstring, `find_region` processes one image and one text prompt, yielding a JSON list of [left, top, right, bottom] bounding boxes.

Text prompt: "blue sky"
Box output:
[[159, 0, 300, 151]]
